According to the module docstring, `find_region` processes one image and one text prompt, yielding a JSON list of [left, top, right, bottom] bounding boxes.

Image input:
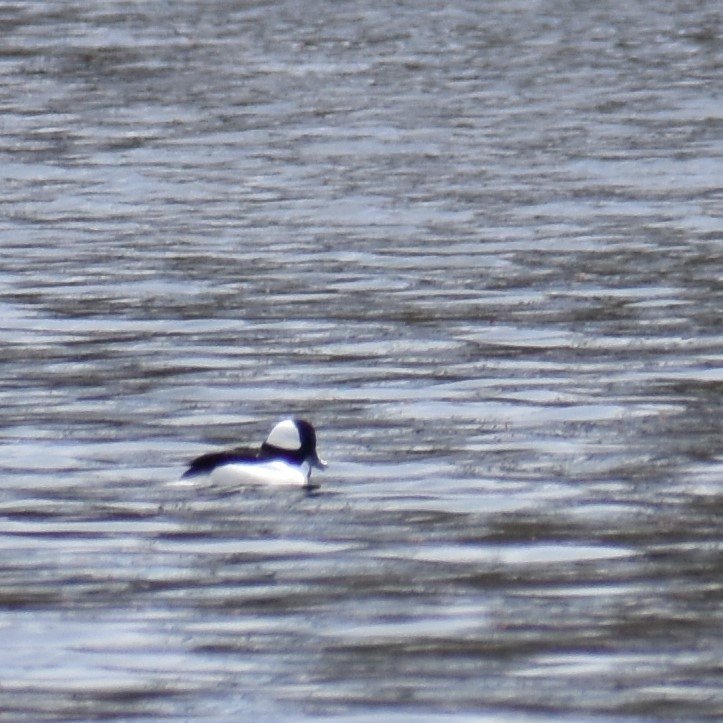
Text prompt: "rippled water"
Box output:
[[1, 1, 721, 720]]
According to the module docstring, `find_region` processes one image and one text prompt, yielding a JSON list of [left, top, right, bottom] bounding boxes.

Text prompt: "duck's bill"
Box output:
[[310, 453, 328, 470]]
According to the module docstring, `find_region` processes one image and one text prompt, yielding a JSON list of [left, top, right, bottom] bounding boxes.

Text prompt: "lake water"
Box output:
[[1, 1, 721, 720]]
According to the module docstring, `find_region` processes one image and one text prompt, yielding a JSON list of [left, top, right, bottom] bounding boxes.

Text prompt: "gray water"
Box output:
[[1, 1, 721, 720]]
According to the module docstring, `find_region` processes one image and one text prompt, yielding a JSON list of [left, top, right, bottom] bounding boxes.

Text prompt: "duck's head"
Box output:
[[261, 418, 327, 470]]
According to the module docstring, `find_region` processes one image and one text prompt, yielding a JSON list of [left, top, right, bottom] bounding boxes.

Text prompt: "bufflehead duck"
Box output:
[[181, 418, 327, 488]]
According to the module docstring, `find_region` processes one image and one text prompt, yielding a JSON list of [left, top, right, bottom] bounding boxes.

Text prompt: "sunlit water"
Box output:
[[1, 1, 721, 720]]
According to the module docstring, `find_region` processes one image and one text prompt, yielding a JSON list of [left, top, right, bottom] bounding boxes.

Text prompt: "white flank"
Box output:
[[265, 418, 302, 451], [209, 459, 311, 487]]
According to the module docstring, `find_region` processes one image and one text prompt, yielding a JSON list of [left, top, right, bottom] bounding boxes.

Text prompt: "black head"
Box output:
[[259, 418, 327, 469]]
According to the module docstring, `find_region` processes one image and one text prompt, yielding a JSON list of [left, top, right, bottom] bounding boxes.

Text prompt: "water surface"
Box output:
[[1, 0, 721, 720]]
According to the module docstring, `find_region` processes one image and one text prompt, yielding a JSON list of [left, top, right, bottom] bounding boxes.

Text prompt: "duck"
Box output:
[[181, 418, 327, 488]]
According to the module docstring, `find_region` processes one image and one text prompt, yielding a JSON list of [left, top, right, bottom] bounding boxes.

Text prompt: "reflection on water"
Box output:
[[1, 0, 722, 719]]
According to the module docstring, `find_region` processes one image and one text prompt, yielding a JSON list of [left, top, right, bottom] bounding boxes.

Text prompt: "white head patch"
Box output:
[[266, 419, 301, 451]]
